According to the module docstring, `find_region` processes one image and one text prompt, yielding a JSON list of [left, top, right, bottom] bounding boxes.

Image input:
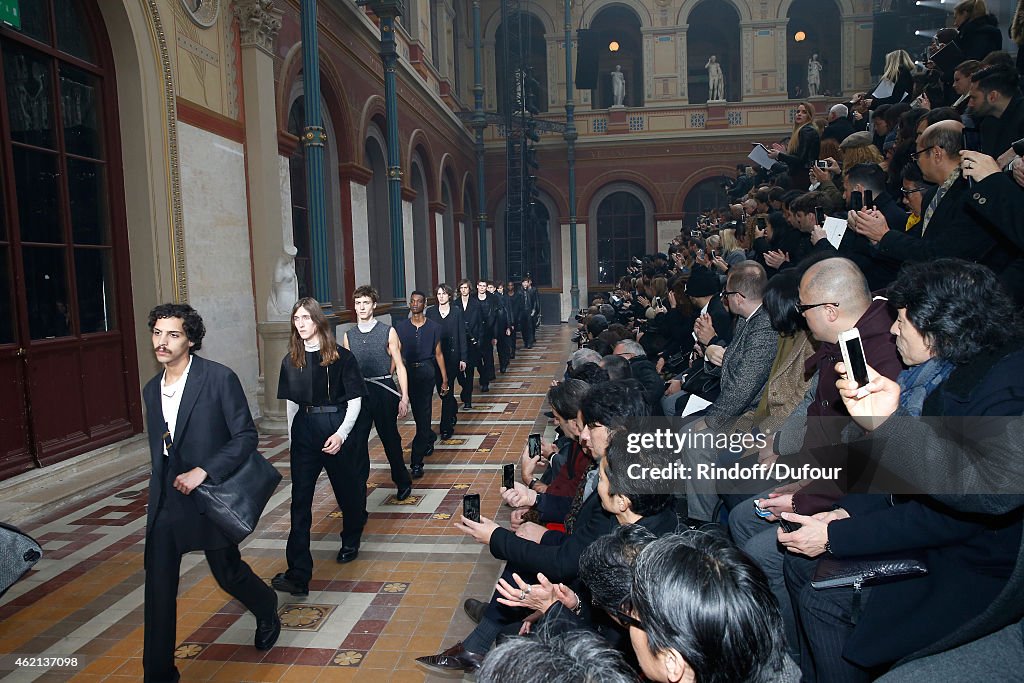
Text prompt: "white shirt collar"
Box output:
[[160, 354, 193, 395]]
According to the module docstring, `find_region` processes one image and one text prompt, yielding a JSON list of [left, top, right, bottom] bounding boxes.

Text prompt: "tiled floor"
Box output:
[[0, 326, 572, 682]]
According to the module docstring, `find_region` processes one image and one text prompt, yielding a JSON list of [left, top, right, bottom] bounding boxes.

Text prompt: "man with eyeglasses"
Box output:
[[869, 122, 1022, 300]]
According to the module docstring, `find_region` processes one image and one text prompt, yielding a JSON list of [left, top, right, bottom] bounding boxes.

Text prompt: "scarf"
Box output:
[[897, 357, 955, 416]]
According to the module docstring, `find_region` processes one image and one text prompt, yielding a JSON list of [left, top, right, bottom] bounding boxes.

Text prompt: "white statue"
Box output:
[[611, 65, 626, 107], [267, 245, 298, 321], [808, 54, 823, 97], [706, 55, 725, 102]]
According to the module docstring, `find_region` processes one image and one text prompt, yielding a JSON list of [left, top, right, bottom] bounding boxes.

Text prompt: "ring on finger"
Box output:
[[519, 590, 526, 601], [524, 585, 532, 595]]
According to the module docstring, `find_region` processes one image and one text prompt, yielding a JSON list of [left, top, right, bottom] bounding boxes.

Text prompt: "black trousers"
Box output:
[[407, 362, 436, 466], [286, 410, 368, 582], [477, 337, 496, 386], [436, 356, 459, 434], [497, 329, 513, 370], [519, 314, 535, 347], [459, 339, 480, 404], [351, 380, 410, 489], [143, 533, 275, 682]]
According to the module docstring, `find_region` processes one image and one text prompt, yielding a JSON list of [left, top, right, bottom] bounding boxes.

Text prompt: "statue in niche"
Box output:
[[808, 53, 823, 97], [267, 246, 298, 322], [611, 65, 626, 107], [706, 55, 725, 102]]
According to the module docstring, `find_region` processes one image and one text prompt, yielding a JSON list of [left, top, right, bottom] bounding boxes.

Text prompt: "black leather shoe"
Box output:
[[463, 598, 487, 624], [254, 594, 281, 651], [337, 546, 359, 564], [396, 484, 412, 501], [480, 384, 489, 393], [462, 401, 473, 410], [270, 572, 308, 596], [499, 366, 507, 373], [416, 641, 484, 676], [411, 464, 424, 479], [440, 430, 453, 440]]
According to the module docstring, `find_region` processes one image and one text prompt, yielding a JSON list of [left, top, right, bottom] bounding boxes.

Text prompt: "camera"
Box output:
[[815, 160, 829, 169]]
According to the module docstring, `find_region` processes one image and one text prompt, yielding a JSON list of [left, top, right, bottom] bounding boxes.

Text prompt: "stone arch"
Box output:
[[483, 6, 557, 42], [777, 0, 855, 19], [676, 0, 752, 25], [356, 96, 387, 168], [579, 171, 666, 217], [493, 191, 559, 286], [406, 129, 437, 203], [277, 43, 355, 163], [437, 152, 459, 213], [581, 0, 653, 29], [671, 166, 740, 212], [364, 122, 393, 301], [409, 149, 435, 292]]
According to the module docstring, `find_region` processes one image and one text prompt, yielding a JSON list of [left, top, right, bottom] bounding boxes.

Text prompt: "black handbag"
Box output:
[[811, 551, 928, 590], [192, 451, 283, 545], [680, 363, 721, 401]]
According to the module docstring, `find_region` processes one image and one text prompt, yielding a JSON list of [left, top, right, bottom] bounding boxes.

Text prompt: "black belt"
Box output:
[[408, 361, 434, 368], [303, 405, 339, 414]]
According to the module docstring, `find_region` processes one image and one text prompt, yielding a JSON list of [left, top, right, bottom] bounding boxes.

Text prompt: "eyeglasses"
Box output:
[[794, 302, 839, 315], [606, 597, 644, 630], [292, 314, 312, 323], [721, 290, 744, 300], [900, 186, 928, 197], [910, 145, 936, 162]]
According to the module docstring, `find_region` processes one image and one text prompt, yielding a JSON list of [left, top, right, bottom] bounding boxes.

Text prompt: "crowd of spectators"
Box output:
[[414, 2, 1024, 680]]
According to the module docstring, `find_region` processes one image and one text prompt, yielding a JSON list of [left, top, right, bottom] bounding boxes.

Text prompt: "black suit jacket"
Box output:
[[143, 354, 257, 551], [456, 296, 483, 341], [980, 96, 1024, 159], [876, 177, 1021, 284], [822, 117, 855, 144]]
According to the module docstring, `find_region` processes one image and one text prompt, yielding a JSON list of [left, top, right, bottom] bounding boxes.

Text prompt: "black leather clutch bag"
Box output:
[[192, 451, 282, 545], [811, 551, 928, 590]]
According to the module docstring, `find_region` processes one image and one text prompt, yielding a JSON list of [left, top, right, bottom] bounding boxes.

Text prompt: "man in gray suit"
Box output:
[[685, 261, 779, 522]]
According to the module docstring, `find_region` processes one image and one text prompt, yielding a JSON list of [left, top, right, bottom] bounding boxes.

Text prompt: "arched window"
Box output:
[[441, 178, 457, 285], [682, 177, 731, 227], [0, 0, 138, 478], [495, 13, 548, 115], [410, 155, 433, 293], [787, 0, 841, 98], [595, 192, 646, 285], [589, 6, 644, 109], [687, 0, 741, 103]]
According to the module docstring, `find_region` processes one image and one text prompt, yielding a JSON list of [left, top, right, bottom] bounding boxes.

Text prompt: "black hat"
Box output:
[[685, 268, 721, 298]]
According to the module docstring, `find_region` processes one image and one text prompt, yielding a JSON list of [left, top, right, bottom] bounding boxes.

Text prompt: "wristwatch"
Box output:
[[528, 477, 541, 490]]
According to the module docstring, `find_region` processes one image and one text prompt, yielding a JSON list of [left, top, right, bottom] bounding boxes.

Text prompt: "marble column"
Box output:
[[234, 0, 288, 428]]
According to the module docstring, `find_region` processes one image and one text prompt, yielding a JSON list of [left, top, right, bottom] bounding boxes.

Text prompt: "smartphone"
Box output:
[[462, 493, 481, 523], [962, 127, 981, 152], [502, 463, 515, 490], [756, 216, 767, 230], [528, 433, 542, 459], [697, 249, 705, 260], [814, 206, 826, 226], [849, 191, 863, 212], [779, 517, 802, 533], [816, 160, 829, 169], [838, 328, 870, 393], [654, 296, 662, 309], [690, 230, 702, 238], [863, 190, 874, 209]]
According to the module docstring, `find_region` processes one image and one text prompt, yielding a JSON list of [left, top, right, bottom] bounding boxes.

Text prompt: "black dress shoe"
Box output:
[[411, 464, 424, 479], [462, 401, 473, 410], [480, 384, 489, 393], [463, 598, 488, 624], [337, 546, 359, 563], [270, 572, 308, 596], [254, 594, 281, 650], [440, 430, 453, 440], [416, 641, 484, 675], [396, 484, 413, 501]]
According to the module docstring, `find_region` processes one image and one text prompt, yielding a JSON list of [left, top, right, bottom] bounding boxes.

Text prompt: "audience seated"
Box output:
[[476, 628, 638, 683]]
